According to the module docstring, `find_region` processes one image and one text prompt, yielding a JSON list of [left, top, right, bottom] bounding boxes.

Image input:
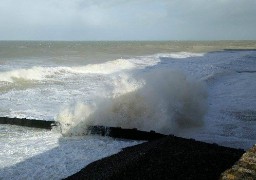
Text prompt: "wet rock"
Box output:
[[220, 145, 256, 180]]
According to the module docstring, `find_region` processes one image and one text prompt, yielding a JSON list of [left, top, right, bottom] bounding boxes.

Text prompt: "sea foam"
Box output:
[[56, 68, 208, 136]]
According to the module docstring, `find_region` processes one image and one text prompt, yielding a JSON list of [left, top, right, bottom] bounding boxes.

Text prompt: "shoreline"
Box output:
[[1, 118, 254, 179], [65, 135, 245, 180]]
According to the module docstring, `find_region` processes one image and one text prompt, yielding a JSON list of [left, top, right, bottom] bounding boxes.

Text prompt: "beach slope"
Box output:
[[66, 135, 244, 180]]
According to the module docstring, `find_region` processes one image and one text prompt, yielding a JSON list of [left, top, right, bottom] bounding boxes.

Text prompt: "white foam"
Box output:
[[0, 125, 141, 179], [69, 59, 136, 74]]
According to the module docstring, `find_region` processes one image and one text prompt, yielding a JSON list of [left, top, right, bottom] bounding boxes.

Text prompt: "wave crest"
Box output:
[[0, 59, 136, 83]]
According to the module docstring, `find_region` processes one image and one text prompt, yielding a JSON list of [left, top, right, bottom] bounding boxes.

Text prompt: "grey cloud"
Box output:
[[0, 0, 255, 40]]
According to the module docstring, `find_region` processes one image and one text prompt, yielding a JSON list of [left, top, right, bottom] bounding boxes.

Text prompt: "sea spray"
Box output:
[[57, 68, 208, 136]]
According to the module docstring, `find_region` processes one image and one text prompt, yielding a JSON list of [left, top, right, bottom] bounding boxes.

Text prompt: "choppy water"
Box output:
[[0, 41, 256, 179]]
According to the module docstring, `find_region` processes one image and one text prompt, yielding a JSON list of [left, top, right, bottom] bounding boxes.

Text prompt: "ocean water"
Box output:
[[0, 41, 256, 179]]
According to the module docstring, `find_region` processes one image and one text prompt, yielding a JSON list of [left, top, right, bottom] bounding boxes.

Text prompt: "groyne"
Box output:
[[0, 117, 56, 129]]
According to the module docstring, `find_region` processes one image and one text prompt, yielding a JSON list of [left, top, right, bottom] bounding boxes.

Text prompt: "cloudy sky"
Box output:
[[0, 0, 255, 40]]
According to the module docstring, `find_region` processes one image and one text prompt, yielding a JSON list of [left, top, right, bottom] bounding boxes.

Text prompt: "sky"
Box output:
[[0, 0, 255, 41]]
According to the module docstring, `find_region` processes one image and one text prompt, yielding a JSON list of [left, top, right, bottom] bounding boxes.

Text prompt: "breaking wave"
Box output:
[[56, 68, 208, 136], [0, 59, 136, 82], [0, 66, 53, 82], [0, 52, 205, 83]]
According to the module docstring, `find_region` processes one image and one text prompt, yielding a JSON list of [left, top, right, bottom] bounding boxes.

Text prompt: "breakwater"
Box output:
[[0, 117, 56, 129], [87, 126, 166, 141]]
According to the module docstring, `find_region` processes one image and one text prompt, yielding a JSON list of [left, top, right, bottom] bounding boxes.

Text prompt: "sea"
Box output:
[[0, 41, 255, 179]]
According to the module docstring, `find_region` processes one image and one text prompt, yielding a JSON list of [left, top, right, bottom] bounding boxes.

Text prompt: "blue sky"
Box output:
[[0, 0, 255, 40]]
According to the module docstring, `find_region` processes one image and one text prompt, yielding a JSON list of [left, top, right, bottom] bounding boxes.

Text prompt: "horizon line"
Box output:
[[0, 39, 256, 42]]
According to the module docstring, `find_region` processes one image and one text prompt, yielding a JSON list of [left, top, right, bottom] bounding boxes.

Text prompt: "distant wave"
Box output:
[[0, 59, 136, 83], [155, 52, 204, 59]]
